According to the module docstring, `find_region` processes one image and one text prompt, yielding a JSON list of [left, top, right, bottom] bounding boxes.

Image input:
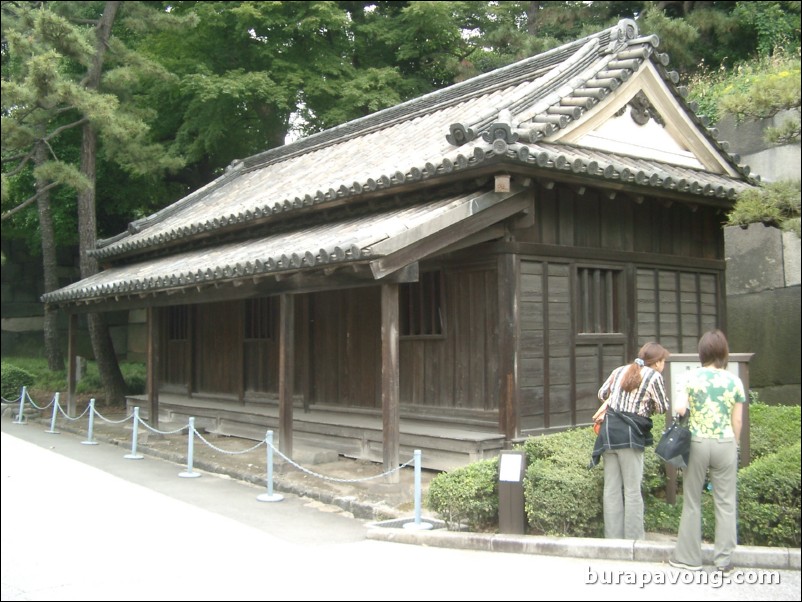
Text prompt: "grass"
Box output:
[[2, 356, 146, 405]]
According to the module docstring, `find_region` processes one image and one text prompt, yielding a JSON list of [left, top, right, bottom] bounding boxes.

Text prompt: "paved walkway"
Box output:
[[2, 401, 799, 573]]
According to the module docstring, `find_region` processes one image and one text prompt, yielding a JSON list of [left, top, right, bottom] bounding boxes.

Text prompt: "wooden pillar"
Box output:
[[279, 293, 295, 456], [498, 253, 520, 442], [147, 306, 160, 428], [738, 357, 752, 468], [67, 313, 78, 416], [662, 360, 677, 505], [299, 294, 311, 413], [381, 283, 400, 482]]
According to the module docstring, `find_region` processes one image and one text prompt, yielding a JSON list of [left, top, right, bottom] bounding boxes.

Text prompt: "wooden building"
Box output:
[[44, 20, 757, 471]]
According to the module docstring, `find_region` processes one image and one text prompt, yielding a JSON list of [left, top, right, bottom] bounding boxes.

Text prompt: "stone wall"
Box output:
[[718, 111, 801, 404], [1, 238, 136, 362]]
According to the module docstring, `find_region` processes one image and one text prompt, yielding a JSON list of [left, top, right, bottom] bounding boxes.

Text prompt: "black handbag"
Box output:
[[655, 411, 691, 469]]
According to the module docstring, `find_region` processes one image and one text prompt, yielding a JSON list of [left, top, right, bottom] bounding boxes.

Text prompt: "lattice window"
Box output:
[[400, 271, 444, 337], [577, 267, 621, 334]]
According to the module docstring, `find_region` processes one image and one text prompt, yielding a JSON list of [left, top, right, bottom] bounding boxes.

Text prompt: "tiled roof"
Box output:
[[44, 19, 756, 307], [44, 188, 528, 305]]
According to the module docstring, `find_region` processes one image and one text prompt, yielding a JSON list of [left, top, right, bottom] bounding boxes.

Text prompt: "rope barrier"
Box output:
[[269, 441, 413, 483], [6, 392, 428, 520], [136, 414, 188, 436], [0, 392, 23, 404], [192, 428, 265, 455], [26, 389, 55, 412]]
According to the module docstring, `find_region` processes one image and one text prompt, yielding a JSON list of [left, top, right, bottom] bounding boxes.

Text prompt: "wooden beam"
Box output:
[[147, 306, 160, 428], [370, 190, 530, 279], [67, 313, 78, 417], [279, 293, 295, 456], [381, 283, 400, 482]]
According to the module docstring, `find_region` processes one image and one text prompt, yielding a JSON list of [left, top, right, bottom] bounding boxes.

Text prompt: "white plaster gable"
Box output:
[[553, 62, 739, 176], [573, 110, 704, 169]]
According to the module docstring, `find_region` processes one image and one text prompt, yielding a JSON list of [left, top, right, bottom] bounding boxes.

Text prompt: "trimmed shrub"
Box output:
[[424, 404, 799, 546], [1, 362, 35, 400], [426, 457, 499, 531], [738, 440, 801, 547], [748, 402, 801, 461], [522, 427, 603, 537], [525, 458, 603, 536]]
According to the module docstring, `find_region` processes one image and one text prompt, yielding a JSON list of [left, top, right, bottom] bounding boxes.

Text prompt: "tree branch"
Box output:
[[1, 181, 60, 222], [45, 116, 89, 142]]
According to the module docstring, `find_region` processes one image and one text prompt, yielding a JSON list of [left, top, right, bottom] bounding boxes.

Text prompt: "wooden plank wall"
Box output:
[[398, 265, 499, 418], [305, 267, 501, 418], [516, 182, 725, 433], [194, 300, 243, 395], [155, 181, 727, 435]]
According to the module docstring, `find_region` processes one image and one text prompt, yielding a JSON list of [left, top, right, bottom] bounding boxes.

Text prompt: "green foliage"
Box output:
[[639, 8, 702, 74], [686, 48, 801, 237], [644, 497, 682, 534], [0, 362, 36, 400], [425, 457, 499, 531], [2, 1, 185, 243], [424, 404, 800, 546], [687, 50, 801, 128], [748, 401, 802, 460], [738, 441, 801, 546], [732, 1, 802, 57], [0, 356, 146, 401], [728, 180, 801, 237], [521, 428, 603, 536], [1, 356, 67, 392], [524, 457, 603, 537]]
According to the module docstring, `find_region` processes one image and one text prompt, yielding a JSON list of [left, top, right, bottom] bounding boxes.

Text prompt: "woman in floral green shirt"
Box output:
[[669, 330, 746, 573]]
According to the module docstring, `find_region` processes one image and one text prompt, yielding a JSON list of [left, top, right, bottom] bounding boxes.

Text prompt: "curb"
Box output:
[[365, 527, 801, 570]]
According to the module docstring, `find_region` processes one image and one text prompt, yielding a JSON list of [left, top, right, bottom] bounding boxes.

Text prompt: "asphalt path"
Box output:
[[2, 416, 799, 601]]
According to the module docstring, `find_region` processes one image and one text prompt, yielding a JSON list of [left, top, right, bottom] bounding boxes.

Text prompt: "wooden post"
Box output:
[[299, 294, 311, 413], [737, 357, 752, 468], [279, 294, 295, 457], [498, 253, 520, 442], [381, 283, 400, 482], [67, 313, 78, 417], [147, 306, 160, 428], [663, 360, 677, 504]]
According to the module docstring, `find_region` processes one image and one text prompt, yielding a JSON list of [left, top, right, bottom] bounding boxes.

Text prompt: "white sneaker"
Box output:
[[669, 558, 703, 571]]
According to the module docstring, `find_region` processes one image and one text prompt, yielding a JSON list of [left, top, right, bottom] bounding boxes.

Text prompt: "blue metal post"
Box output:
[[256, 430, 283, 502], [179, 417, 201, 478], [45, 392, 60, 434], [414, 449, 422, 525], [13, 386, 26, 424], [124, 407, 143, 459], [82, 399, 98, 445], [403, 449, 432, 530]]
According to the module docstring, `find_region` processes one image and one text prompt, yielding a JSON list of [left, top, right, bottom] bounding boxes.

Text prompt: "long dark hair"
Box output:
[[620, 342, 670, 392]]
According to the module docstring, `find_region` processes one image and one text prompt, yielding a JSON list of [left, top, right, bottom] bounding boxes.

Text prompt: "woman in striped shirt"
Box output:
[[590, 342, 671, 539]]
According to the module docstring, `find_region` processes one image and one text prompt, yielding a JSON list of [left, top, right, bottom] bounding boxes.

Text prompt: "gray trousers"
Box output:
[[603, 447, 644, 539], [673, 437, 738, 568]]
